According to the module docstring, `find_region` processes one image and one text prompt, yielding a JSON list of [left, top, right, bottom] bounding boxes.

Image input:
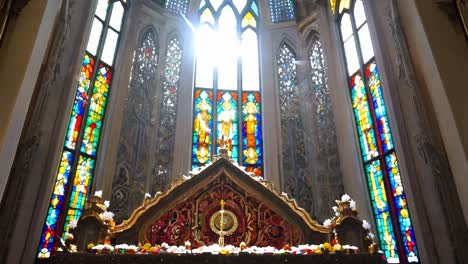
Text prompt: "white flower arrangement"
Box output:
[[68, 220, 78, 229], [350, 200, 356, 210], [94, 190, 103, 198], [362, 220, 371, 230], [323, 219, 332, 228], [341, 194, 351, 202], [104, 200, 110, 208], [100, 211, 115, 221]]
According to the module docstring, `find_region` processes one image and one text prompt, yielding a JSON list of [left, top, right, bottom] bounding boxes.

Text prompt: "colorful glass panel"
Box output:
[[339, 0, 351, 14], [64, 54, 95, 150], [251, 0, 259, 16], [216, 91, 239, 160], [269, 0, 295, 23], [338, 1, 420, 262], [63, 155, 96, 233], [192, 89, 214, 167], [242, 92, 263, 176], [329, 0, 336, 14], [242, 12, 257, 28], [365, 160, 399, 262], [366, 62, 394, 153], [385, 152, 419, 262], [39, 0, 127, 258], [192, 0, 263, 174], [350, 74, 378, 161], [165, 0, 190, 15], [80, 65, 112, 156], [37, 151, 74, 254]]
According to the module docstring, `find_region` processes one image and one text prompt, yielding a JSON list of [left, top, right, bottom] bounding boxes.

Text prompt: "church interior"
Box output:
[[1, 0, 468, 263]]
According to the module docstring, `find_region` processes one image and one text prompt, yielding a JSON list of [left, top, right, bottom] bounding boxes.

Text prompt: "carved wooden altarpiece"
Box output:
[[75, 158, 370, 251]]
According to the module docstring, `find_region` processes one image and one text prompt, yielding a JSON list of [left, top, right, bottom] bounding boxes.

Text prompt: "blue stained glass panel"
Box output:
[[365, 160, 400, 262], [385, 152, 419, 262], [366, 62, 394, 153]]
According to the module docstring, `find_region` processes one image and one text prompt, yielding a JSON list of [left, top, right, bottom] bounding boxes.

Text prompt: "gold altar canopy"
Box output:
[[75, 158, 372, 251]]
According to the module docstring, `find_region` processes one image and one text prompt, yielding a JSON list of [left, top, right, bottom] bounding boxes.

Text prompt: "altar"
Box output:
[[45, 157, 383, 263], [38, 252, 387, 264]]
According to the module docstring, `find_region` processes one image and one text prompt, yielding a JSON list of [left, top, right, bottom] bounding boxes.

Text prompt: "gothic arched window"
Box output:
[[277, 43, 314, 214], [192, 0, 263, 176], [154, 35, 183, 190], [111, 28, 159, 222], [331, 0, 419, 263], [38, 0, 128, 257]]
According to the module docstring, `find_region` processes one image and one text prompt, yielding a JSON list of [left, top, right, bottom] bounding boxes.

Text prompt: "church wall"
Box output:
[[0, 1, 97, 263], [398, 0, 468, 226], [0, 0, 59, 202]]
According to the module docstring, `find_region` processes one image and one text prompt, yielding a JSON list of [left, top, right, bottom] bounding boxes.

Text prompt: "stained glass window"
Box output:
[[269, 0, 295, 23], [154, 36, 183, 190], [332, 0, 419, 263], [110, 28, 159, 222], [165, 0, 190, 15], [192, 0, 263, 175], [38, 0, 128, 258], [277, 43, 312, 213]]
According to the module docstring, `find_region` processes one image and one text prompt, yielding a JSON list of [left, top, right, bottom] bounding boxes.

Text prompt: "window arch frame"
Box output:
[[37, 0, 130, 258], [191, 0, 264, 176], [330, 0, 420, 263]]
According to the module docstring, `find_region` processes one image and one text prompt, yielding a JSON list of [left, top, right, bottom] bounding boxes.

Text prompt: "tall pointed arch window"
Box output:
[[277, 43, 314, 214], [110, 28, 159, 222], [331, 0, 419, 263], [154, 35, 183, 190], [37, 0, 128, 258], [192, 0, 263, 176]]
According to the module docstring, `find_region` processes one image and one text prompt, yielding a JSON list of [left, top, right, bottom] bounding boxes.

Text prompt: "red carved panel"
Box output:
[[146, 177, 303, 247]]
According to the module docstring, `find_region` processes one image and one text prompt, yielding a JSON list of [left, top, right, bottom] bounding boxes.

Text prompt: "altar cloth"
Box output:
[[37, 253, 387, 264]]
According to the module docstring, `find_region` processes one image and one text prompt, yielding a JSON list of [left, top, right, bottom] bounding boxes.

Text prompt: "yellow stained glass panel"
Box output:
[[200, 8, 215, 25], [242, 12, 256, 28], [339, 0, 351, 14], [329, 0, 336, 14]]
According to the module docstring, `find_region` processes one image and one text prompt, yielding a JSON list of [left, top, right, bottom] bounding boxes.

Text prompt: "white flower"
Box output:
[[185, 241, 191, 247], [341, 194, 351, 202], [145, 193, 151, 199], [183, 175, 191, 180], [368, 232, 375, 240], [350, 200, 356, 210], [281, 192, 288, 198], [100, 211, 114, 221], [335, 212, 341, 217], [94, 190, 103, 198], [161, 242, 169, 249], [323, 219, 332, 228], [362, 220, 371, 230], [332, 206, 338, 212], [68, 220, 78, 229]]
